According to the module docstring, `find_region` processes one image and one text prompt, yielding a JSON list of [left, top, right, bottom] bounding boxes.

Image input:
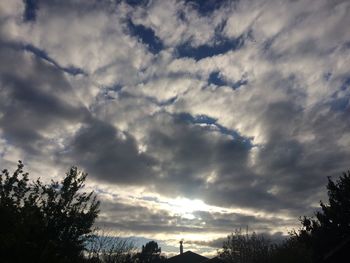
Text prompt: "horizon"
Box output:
[[1, 0, 350, 256]]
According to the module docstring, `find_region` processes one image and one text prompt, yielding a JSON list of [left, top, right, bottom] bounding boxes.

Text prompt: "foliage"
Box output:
[[137, 241, 165, 263], [219, 228, 271, 263], [269, 233, 312, 263], [0, 161, 100, 263], [296, 171, 350, 261], [86, 229, 136, 263]]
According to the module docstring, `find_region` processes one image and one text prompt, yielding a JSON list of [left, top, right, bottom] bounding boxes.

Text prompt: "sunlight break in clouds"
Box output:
[[1, 0, 350, 255]]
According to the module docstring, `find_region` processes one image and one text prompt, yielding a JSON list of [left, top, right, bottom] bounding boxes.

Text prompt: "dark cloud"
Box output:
[[142, 112, 253, 199], [30, 0, 114, 13], [97, 200, 292, 236], [97, 200, 207, 234], [0, 44, 89, 155], [252, 98, 350, 215], [64, 118, 157, 185], [188, 231, 286, 249], [188, 237, 227, 249]]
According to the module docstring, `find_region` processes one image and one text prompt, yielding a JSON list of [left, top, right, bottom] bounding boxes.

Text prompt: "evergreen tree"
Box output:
[[298, 171, 350, 261], [138, 241, 164, 263]]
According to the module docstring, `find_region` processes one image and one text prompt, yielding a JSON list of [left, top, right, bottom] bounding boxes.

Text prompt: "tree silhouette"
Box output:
[[219, 228, 271, 263], [0, 161, 100, 263], [297, 171, 350, 261], [269, 233, 312, 263], [137, 241, 165, 263], [86, 229, 136, 263]]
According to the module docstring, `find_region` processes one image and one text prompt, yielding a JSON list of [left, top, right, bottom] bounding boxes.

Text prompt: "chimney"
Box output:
[[179, 240, 183, 254]]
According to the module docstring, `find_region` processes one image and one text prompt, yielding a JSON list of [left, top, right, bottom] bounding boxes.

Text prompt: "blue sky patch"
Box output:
[[24, 44, 86, 76], [184, 0, 230, 15], [176, 35, 244, 60], [127, 19, 164, 54], [341, 76, 350, 91], [23, 0, 39, 22], [330, 97, 349, 111], [124, 0, 150, 7], [208, 71, 248, 90], [176, 113, 253, 148], [208, 72, 227, 86]]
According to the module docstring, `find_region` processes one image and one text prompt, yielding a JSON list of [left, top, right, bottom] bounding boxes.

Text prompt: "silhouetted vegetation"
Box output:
[[218, 229, 313, 263], [295, 171, 350, 262], [0, 161, 100, 263], [269, 234, 312, 263], [0, 161, 166, 263], [1, 161, 349, 262], [219, 170, 350, 263], [219, 229, 271, 263], [136, 241, 166, 263], [85, 229, 136, 263]]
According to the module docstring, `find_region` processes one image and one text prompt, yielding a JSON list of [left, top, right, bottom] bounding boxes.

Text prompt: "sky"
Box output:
[[0, 0, 350, 257]]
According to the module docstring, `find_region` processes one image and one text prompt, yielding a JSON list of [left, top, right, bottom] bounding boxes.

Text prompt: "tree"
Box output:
[[137, 241, 165, 263], [297, 171, 350, 261], [269, 233, 312, 263], [86, 229, 136, 263], [0, 161, 100, 263], [219, 228, 271, 263]]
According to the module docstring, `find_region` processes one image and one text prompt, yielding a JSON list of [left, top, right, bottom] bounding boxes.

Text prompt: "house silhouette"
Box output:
[[166, 242, 225, 263]]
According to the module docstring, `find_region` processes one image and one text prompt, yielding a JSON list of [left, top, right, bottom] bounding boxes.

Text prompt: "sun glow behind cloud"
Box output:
[[165, 197, 209, 218]]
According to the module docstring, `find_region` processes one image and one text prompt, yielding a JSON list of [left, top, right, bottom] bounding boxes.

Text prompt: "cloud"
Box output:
[[0, 43, 89, 156], [62, 118, 157, 185], [96, 197, 294, 238], [1, 0, 350, 254]]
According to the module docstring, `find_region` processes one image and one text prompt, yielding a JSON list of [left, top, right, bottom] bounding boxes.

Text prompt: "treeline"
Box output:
[[1, 161, 349, 262], [86, 237, 165, 263], [0, 161, 166, 263]]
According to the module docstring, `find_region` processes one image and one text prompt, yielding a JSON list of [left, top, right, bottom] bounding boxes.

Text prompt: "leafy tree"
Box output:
[[219, 228, 271, 263], [0, 161, 100, 263], [137, 241, 165, 263], [269, 233, 312, 263], [297, 171, 350, 262]]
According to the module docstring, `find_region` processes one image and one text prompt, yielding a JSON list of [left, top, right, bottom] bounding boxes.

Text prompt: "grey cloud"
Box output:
[[253, 99, 350, 215], [97, 200, 206, 234], [142, 112, 254, 199], [187, 237, 227, 249], [97, 199, 292, 235], [188, 231, 287, 249], [140, 111, 311, 214], [63, 118, 157, 185], [0, 44, 89, 155]]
